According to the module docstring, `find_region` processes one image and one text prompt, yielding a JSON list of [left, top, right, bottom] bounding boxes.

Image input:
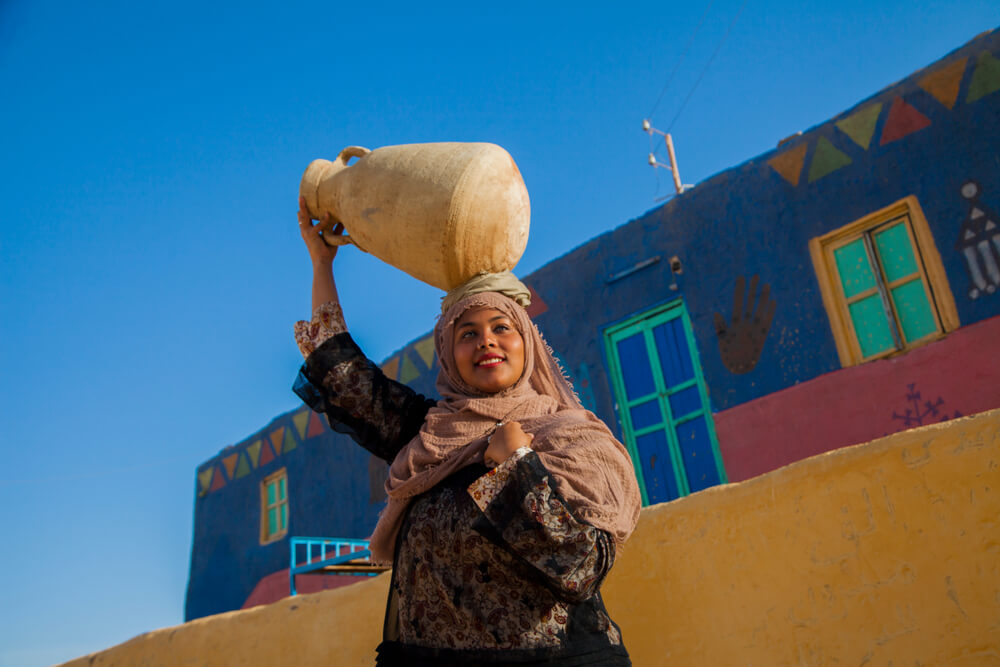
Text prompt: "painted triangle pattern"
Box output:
[[835, 103, 882, 150], [414, 335, 436, 368], [258, 440, 276, 467], [967, 50, 1000, 103], [525, 286, 549, 318], [808, 137, 852, 183], [197, 467, 214, 496], [247, 440, 263, 467], [222, 453, 239, 480], [292, 409, 309, 439], [306, 410, 326, 438], [209, 466, 226, 492], [919, 57, 967, 109], [270, 427, 285, 456], [399, 353, 420, 383], [381, 356, 400, 381], [234, 452, 251, 479], [880, 97, 931, 146], [283, 428, 297, 454], [767, 142, 808, 187]]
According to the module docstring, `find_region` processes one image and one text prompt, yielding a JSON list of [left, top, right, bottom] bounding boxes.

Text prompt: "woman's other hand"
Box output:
[[298, 196, 345, 267], [485, 421, 534, 466]]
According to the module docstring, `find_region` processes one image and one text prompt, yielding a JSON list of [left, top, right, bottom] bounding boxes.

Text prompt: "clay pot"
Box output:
[[300, 142, 530, 291]]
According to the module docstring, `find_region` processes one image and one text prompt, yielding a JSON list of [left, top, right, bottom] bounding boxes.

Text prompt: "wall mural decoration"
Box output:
[[956, 180, 1000, 299], [713, 275, 777, 374], [891, 383, 962, 428]]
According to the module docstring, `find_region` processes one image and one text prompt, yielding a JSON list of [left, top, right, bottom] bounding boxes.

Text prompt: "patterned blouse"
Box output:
[[293, 303, 631, 666]]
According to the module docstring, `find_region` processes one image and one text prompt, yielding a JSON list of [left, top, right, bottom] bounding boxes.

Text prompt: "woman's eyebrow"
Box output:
[[456, 315, 509, 329]]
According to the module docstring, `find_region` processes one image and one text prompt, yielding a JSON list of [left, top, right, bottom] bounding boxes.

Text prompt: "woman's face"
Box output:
[[452, 307, 526, 394]]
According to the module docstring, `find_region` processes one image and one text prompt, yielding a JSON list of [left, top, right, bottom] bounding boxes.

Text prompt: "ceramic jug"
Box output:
[[299, 142, 530, 291]]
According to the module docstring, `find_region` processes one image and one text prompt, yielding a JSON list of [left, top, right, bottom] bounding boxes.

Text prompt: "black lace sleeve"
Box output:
[[293, 333, 437, 463], [470, 451, 616, 604]]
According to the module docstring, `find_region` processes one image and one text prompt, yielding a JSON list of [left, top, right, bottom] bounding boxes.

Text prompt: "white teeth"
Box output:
[[477, 358, 503, 367]]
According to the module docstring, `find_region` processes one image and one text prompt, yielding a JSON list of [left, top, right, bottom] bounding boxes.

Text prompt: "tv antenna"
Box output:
[[643, 119, 691, 195]]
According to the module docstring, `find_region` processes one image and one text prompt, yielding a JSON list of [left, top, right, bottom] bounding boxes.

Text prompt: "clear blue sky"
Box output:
[[1, 1, 997, 665]]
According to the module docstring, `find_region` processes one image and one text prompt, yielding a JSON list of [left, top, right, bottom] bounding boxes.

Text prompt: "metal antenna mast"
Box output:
[[643, 119, 689, 195]]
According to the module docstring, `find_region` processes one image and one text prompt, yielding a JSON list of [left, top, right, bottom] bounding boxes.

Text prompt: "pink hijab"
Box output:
[[368, 291, 641, 563]]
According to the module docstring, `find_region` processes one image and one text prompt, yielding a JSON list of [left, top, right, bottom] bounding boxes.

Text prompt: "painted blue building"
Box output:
[[186, 28, 1000, 620]]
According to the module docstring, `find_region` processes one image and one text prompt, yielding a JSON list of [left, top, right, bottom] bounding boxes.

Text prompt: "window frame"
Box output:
[[809, 195, 959, 367], [603, 299, 727, 506], [259, 468, 289, 545]]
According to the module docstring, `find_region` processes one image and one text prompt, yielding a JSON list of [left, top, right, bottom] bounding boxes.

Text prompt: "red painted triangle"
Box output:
[[209, 466, 226, 492], [258, 440, 276, 467], [306, 410, 326, 438], [880, 97, 931, 146], [525, 285, 549, 318]]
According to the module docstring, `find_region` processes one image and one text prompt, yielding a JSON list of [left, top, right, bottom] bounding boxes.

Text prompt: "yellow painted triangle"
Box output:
[[767, 142, 807, 187], [197, 468, 214, 496], [247, 440, 262, 467], [414, 335, 436, 368], [283, 428, 297, 453], [381, 356, 400, 380], [919, 57, 967, 109], [835, 103, 882, 150], [270, 427, 285, 455], [398, 354, 420, 383], [292, 409, 309, 439], [222, 453, 239, 480]]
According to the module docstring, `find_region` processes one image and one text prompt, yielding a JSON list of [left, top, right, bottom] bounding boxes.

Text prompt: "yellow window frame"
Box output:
[[260, 468, 289, 545], [809, 195, 959, 367]]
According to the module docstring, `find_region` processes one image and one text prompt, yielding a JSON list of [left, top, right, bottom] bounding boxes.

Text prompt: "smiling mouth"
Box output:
[[475, 356, 505, 368]]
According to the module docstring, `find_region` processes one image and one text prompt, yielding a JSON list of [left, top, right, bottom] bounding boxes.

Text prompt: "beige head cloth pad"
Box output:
[[440, 271, 531, 314]]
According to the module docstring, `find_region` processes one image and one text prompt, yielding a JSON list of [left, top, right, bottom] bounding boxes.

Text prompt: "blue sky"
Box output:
[[1, 1, 998, 665]]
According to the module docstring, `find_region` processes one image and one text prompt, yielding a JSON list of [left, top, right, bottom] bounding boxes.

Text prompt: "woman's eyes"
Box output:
[[458, 323, 513, 339]]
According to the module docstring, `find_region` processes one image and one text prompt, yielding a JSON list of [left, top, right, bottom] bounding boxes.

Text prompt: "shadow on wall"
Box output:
[[63, 408, 1000, 666]]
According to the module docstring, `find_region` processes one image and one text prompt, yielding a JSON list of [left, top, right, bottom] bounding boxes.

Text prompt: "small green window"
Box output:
[[261, 468, 289, 544], [829, 216, 941, 361]]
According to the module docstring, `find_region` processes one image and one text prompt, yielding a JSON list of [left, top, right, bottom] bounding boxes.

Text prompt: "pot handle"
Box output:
[[337, 145, 371, 166]]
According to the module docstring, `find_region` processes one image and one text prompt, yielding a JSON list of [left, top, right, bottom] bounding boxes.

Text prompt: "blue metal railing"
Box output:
[[289, 537, 380, 595]]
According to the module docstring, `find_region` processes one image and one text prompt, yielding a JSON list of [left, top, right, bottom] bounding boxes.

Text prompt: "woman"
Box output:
[[293, 200, 641, 666]]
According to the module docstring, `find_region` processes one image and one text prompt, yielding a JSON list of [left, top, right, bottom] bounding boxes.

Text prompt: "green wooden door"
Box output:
[[604, 301, 727, 505]]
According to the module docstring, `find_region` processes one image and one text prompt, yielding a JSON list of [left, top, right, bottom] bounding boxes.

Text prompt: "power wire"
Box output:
[[666, 0, 748, 133], [647, 0, 716, 120]]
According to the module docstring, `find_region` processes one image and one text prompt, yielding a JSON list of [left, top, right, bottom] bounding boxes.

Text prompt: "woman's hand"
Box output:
[[298, 196, 345, 268], [485, 421, 534, 467]]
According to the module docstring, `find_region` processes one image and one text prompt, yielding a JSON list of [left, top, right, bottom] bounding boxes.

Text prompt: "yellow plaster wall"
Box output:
[[63, 409, 999, 666]]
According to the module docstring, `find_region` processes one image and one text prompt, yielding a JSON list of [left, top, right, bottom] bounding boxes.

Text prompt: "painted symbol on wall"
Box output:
[[713, 275, 776, 374], [891, 383, 962, 428], [955, 180, 1000, 299]]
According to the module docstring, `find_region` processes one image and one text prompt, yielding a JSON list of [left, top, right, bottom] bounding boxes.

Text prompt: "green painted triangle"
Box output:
[[808, 136, 853, 183], [835, 103, 882, 150], [197, 468, 214, 496], [398, 353, 420, 383], [414, 335, 436, 368], [283, 428, 297, 453], [967, 50, 1000, 103], [247, 439, 262, 467], [292, 409, 309, 439], [234, 452, 251, 479]]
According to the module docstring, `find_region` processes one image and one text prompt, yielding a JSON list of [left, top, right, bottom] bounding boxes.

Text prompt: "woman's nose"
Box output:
[[477, 330, 496, 347]]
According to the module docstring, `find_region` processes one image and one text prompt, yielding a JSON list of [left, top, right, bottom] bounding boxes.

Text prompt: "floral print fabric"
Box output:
[[293, 300, 347, 358]]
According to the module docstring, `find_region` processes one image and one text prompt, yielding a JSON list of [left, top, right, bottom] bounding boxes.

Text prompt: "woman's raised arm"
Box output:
[[293, 197, 437, 462]]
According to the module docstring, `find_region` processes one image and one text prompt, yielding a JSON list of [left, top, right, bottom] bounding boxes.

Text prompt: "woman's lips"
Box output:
[[475, 355, 504, 367]]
